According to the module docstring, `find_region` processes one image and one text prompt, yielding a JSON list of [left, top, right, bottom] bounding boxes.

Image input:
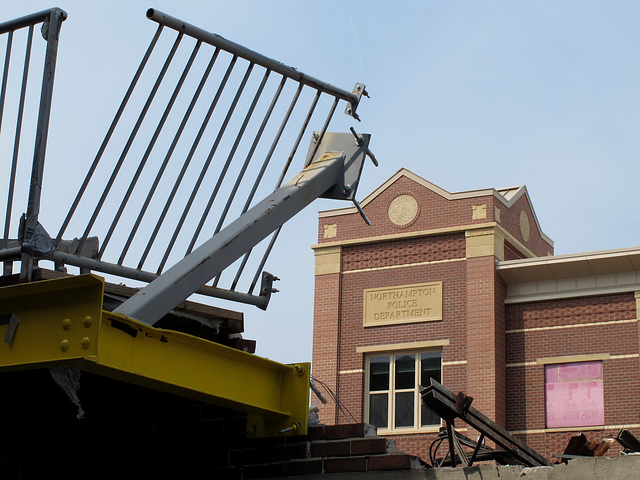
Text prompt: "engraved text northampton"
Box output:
[[369, 285, 438, 322]]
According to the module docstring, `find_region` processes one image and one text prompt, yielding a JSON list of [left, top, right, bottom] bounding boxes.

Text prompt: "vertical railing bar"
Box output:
[[245, 90, 325, 292], [99, 39, 201, 258], [214, 77, 287, 290], [275, 89, 321, 189], [1, 31, 14, 275], [205, 70, 277, 287], [212, 73, 283, 238], [156, 61, 254, 274], [305, 96, 339, 168], [241, 81, 302, 214], [230, 81, 302, 289], [4, 27, 33, 276], [212, 74, 285, 289], [118, 47, 220, 265], [137, 55, 238, 270], [248, 227, 282, 295], [75, 32, 184, 258], [55, 24, 164, 244], [230, 251, 252, 291], [186, 66, 270, 258]]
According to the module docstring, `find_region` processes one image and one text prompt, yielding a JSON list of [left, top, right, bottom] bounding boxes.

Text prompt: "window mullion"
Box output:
[[390, 354, 396, 431], [414, 352, 420, 429]]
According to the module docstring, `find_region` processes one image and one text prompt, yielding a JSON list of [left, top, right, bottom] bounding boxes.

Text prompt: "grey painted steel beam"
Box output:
[[114, 152, 346, 325]]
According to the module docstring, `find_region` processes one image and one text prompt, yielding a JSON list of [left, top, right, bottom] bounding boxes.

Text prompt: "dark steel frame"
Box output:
[[421, 379, 551, 467]]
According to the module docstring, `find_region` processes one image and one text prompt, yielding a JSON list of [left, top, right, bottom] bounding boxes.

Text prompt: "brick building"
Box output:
[[311, 168, 640, 461]]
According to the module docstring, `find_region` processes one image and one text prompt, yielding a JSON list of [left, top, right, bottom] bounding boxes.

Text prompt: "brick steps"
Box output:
[[224, 423, 426, 478]]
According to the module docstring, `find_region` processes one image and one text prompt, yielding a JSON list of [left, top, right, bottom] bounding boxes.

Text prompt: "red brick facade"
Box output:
[[311, 168, 640, 463]]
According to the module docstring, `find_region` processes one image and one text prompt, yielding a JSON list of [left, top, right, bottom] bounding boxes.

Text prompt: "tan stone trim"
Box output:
[[464, 224, 538, 260], [311, 223, 496, 250], [339, 369, 364, 375], [313, 245, 341, 276], [506, 361, 537, 368], [442, 360, 467, 366], [506, 353, 637, 368], [356, 339, 449, 354], [536, 353, 610, 365], [378, 425, 452, 436], [506, 318, 638, 334], [466, 227, 506, 259], [610, 353, 640, 360], [511, 424, 640, 435]]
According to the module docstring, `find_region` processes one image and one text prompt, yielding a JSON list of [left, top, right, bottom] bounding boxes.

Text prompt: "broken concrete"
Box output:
[[278, 454, 640, 479]]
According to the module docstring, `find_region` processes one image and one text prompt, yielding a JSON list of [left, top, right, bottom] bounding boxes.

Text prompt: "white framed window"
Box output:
[[364, 350, 442, 433]]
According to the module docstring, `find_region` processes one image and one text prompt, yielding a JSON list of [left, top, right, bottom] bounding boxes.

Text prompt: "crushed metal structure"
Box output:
[[0, 6, 375, 442], [421, 379, 640, 468], [421, 379, 551, 467]]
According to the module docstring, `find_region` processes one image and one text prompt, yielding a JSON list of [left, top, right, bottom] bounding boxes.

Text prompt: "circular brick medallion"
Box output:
[[388, 194, 419, 227]]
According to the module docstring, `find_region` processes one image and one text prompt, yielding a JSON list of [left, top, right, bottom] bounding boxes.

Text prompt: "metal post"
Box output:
[[19, 8, 66, 282]]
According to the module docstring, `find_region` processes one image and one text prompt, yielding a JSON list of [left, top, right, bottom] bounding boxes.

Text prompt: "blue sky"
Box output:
[[1, 2, 638, 365]]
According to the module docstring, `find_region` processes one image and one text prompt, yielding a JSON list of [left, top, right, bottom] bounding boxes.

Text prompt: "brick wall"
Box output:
[[504, 239, 528, 261], [342, 233, 466, 271], [505, 292, 640, 458], [312, 272, 341, 424], [466, 256, 506, 425]]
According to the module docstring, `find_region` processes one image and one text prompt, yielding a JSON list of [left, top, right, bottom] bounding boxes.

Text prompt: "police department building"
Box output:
[[311, 168, 640, 461]]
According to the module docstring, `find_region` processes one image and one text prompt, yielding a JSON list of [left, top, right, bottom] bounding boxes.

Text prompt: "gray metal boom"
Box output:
[[114, 132, 371, 326]]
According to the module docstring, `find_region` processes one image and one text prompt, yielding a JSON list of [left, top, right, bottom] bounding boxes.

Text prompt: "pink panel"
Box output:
[[545, 361, 604, 428]]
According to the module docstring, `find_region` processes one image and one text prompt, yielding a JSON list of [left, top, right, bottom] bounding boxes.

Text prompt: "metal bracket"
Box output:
[[1, 313, 19, 343], [19, 217, 55, 258], [258, 271, 280, 311], [344, 83, 368, 121], [306, 130, 376, 225]]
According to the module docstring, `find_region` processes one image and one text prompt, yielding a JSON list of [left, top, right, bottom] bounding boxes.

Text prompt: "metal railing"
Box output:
[[0, 8, 67, 281], [0, 8, 367, 310]]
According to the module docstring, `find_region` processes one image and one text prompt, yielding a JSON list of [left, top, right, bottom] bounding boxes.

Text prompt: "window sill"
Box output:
[[376, 426, 467, 436], [544, 425, 605, 433]]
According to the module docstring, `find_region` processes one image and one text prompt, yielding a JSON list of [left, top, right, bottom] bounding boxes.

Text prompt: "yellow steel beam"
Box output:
[[0, 275, 309, 437]]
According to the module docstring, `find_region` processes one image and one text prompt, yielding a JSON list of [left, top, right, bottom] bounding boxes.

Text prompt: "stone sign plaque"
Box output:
[[363, 282, 443, 327]]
